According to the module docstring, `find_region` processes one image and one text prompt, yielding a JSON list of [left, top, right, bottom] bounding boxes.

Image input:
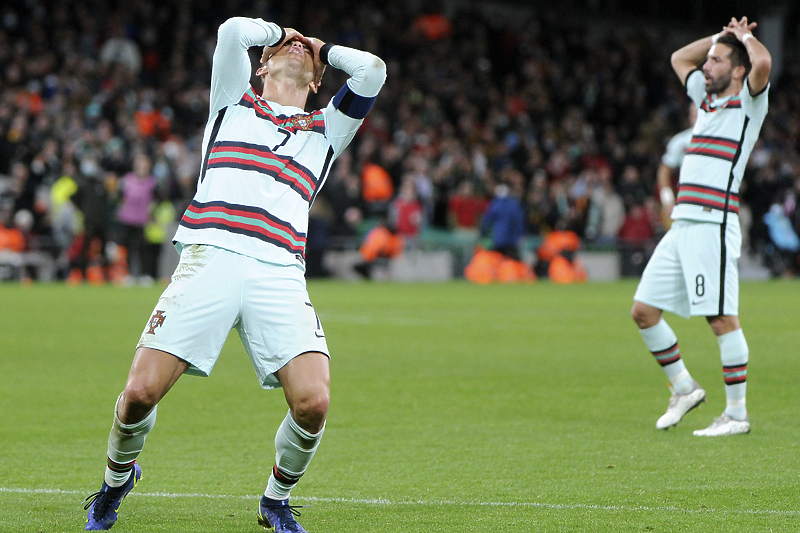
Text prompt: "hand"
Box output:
[[260, 27, 305, 64], [722, 16, 757, 41], [303, 37, 327, 92]]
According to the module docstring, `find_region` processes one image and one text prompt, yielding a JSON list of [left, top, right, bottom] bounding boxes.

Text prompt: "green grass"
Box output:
[[1, 279, 799, 532]]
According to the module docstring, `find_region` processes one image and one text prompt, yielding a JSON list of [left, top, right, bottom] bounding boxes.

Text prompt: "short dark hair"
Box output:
[[716, 33, 751, 77]]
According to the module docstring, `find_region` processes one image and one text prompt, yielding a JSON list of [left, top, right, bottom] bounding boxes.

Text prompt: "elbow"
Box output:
[[371, 56, 387, 74], [217, 17, 240, 40], [218, 16, 254, 41], [351, 55, 387, 89], [218, 17, 237, 34], [754, 55, 772, 78], [670, 51, 682, 71], [366, 56, 387, 87]]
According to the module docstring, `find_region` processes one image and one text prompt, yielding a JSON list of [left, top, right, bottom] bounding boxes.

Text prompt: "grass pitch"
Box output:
[[1, 279, 799, 532]]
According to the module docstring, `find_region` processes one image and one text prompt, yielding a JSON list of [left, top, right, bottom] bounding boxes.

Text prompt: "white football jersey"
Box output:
[[672, 69, 769, 224], [173, 17, 385, 268]]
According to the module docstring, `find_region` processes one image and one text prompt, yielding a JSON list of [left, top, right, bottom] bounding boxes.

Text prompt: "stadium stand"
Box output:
[[0, 0, 797, 281]]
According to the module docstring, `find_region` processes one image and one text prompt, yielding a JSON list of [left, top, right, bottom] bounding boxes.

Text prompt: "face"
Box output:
[[134, 153, 151, 177], [262, 38, 315, 85], [703, 44, 737, 95]]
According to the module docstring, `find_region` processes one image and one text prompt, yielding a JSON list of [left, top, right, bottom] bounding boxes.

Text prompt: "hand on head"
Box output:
[[304, 37, 327, 92], [722, 16, 757, 40], [261, 28, 305, 65], [258, 29, 326, 92]]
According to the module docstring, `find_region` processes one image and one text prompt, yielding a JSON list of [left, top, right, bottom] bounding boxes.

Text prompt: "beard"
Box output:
[[705, 71, 732, 95]]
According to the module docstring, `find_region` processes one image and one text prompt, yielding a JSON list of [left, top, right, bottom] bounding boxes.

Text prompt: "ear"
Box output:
[[256, 64, 268, 77], [732, 64, 746, 82], [309, 64, 326, 94]]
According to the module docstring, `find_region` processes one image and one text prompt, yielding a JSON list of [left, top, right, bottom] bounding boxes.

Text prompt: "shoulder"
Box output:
[[685, 69, 706, 103], [738, 79, 769, 116]]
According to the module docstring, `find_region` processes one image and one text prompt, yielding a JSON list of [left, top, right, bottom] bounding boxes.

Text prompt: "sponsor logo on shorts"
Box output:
[[146, 310, 166, 334]]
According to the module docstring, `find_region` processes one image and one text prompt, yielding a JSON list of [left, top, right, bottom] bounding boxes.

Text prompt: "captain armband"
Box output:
[[332, 85, 377, 120]]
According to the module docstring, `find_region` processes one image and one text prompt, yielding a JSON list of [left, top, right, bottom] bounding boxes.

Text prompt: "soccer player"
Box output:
[[83, 16, 385, 531], [631, 16, 771, 436], [656, 102, 697, 227]]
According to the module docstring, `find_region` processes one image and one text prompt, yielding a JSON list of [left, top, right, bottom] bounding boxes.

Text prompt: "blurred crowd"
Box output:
[[1, 0, 800, 282]]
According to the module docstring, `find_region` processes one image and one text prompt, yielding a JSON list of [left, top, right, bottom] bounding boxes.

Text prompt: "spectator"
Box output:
[[448, 179, 489, 235], [116, 152, 156, 285], [585, 166, 625, 245], [617, 201, 655, 277], [390, 176, 424, 241], [353, 217, 404, 280], [69, 155, 113, 283], [480, 183, 526, 260], [1, 0, 799, 282], [762, 201, 800, 277]]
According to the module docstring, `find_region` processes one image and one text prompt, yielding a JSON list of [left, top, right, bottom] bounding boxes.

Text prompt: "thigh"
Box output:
[[678, 222, 740, 317], [236, 260, 329, 390], [137, 244, 243, 377], [121, 347, 189, 422], [634, 227, 690, 318]]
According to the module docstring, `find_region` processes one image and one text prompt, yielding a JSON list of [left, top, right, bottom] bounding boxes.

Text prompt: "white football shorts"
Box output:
[[137, 244, 329, 389], [634, 219, 741, 318]]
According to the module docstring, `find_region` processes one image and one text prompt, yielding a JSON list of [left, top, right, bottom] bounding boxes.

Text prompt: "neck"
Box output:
[[714, 81, 743, 100], [261, 76, 309, 109]]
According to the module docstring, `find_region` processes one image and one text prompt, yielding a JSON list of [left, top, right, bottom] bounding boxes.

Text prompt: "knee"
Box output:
[[706, 315, 740, 336], [631, 301, 660, 329], [121, 382, 160, 420], [291, 389, 330, 433]]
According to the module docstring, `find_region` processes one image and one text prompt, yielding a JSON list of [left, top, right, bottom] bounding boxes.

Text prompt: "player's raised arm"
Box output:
[[670, 33, 717, 86], [312, 41, 386, 154], [724, 16, 772, 94], [209, 17, 287, 116]]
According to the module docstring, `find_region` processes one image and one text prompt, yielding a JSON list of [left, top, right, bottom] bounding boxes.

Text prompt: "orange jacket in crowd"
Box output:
[[536, 230, 587, 284], [359, 225, 404, 263], [361, 162, 394, 203], [0, 226, 25, 252], [464, 247, 536, 284]]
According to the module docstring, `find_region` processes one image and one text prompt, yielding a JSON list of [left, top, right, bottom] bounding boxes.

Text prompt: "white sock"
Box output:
[[105, 394, 157, 487], [640, 318, 694, 394], [719, 329, 748, 420], [264, 411, 324, 501]]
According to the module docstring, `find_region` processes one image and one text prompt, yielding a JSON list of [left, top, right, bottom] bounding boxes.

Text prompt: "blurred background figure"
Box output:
[[480, 183, 525, 260], [656, 102, 698, 227], [1, 0, 798, 283], [115, 152, 156, 285]]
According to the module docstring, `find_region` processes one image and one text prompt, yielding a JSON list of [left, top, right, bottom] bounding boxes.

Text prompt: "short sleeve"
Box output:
[[685, 69, 706, 108]]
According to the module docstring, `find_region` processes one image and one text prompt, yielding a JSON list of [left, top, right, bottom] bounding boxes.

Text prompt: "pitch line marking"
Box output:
[[320, 313, 432, 326], [0, 487, 797, 516]]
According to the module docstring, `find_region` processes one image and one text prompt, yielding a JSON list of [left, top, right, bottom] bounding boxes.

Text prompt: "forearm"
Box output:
[[671, 34, 715, 80], [656, 164, 675, 205], [656, 164, 673, 193], [741, 34, 772, 92]]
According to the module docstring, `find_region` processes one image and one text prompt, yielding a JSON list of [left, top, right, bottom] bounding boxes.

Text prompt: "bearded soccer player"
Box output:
[[631, 16, 771, 436], [83, 16, 385, 531]]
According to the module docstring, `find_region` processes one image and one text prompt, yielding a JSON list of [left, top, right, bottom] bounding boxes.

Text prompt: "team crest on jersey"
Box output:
[[146, 310, 166, 334], [285, 114, 315, 131]]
